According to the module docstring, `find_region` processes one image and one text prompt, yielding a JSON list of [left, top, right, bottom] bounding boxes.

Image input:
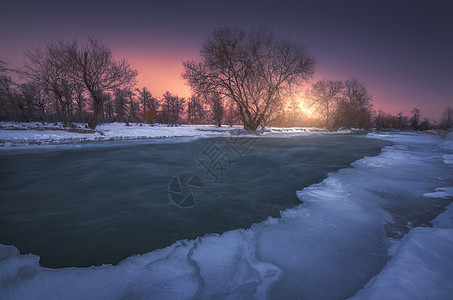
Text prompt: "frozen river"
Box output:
[[1, 132, 452, 299], [1, 133, 388, 268]]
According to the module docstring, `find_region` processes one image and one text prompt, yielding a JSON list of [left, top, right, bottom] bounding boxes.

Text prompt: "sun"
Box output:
[[296, 97, 317, 118]]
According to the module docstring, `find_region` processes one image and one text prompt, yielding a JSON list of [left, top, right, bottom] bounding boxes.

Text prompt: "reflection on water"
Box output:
[[0, 134, 389, 267]]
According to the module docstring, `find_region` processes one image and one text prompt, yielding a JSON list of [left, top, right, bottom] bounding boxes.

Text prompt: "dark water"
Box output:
[[0, 134, 390, 268]]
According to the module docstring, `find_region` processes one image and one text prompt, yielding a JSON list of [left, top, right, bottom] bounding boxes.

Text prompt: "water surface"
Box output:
[[0, 133, 390, 267]]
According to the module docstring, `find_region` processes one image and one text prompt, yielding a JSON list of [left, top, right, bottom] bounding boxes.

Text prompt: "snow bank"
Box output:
[[0, 123, 231, 147], [1, 131, 452, 299], [0, 122, 328, 147]]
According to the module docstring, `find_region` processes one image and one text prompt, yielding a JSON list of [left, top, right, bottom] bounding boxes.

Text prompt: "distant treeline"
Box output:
[[1, 29, 452, 131]]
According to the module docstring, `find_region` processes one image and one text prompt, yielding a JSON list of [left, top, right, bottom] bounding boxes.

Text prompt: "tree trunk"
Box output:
[[243, 120, 259, 131], [88, 99, 101, 129]]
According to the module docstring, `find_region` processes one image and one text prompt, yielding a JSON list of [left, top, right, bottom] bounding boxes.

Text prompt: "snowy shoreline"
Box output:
[[0, 122, 333, 148], [0, 129, 452, 299]]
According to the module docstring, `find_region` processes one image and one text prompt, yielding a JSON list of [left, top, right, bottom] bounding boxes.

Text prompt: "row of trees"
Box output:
[[1, 39, 137, 128], [306, 78, 373, 130], [0, 59, 234, 127], [373, 107, 453, 131], [1, 27, 452, 131]]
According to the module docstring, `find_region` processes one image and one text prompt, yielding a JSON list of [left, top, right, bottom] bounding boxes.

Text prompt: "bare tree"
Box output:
[[187, 95, 206, 124], [1, 61, 29, 122], [136, 87, 157, 114], [0, 61, 14, 120], [57, 37, 138, 129], [114, 88, 128, 121], [161, 91, 184, 125], [19, 82, 45, 121], [0, 61, 7, 73], [74, 83, 86, 122], [441, 106, 453, 129], [225, 102, 239, 127], [103, 93, 114, 121], [307, 79, 343, 128], [287, 98, 301, 127], [208, 92, 224, 127], [410, 107, 420, 130], [126, 89, 140, 122], [182, 26, 315, 130], [333, 78, 373, 129], [187, 96, 196, 124], [136, 87, 159, 123], [22, 43, 75, 124]]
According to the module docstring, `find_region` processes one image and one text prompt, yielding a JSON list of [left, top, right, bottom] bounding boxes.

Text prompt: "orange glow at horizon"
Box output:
[[116, 47, 195, 99], [118, 48, 432, 120]]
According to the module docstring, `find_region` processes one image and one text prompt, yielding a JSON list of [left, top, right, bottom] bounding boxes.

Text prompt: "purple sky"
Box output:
[[1, 0, 452, 121]]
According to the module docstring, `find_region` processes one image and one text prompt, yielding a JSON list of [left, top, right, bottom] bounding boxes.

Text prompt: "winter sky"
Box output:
[[1, 0, 452, 120]]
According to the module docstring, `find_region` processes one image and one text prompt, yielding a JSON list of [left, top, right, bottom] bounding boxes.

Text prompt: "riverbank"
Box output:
[[0, 122, 331, 147]]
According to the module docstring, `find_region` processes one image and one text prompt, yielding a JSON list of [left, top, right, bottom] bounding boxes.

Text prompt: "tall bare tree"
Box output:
[[307, 79, 343, 128], [22, 43, 76, 124], [182, 26, 315, 130], [57, 37, 138, 129]]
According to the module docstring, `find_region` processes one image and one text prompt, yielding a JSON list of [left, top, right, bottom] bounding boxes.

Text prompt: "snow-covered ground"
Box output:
[[0, 122, 328, 147], [0, 127, 452, 299]]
